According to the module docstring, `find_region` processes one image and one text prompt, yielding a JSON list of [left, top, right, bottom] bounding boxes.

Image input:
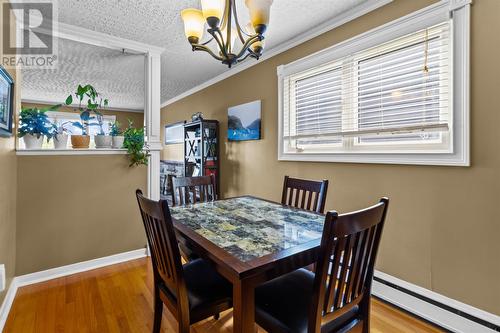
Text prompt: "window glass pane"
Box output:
[[357, 34, 447, 143], [294, 68, 342, 146]]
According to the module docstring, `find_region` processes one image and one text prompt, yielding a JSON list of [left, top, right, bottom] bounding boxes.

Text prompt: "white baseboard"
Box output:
[[373, 270, 500, 332], [0, 248, 147, 332], [0, 278, 19, 332], [15, 248, 147, 287]]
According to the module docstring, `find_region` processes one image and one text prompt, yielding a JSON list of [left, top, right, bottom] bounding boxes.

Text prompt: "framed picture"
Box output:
[[0, 66, 14, 137], [228, 100, 261, 141], [164, 121, 185, 145]]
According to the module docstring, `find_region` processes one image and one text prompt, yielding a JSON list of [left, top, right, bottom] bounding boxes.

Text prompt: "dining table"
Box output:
[[169, 195, 326, 333]]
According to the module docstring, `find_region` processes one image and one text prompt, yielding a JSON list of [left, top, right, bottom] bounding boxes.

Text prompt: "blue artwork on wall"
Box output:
[[228, 100, 261, 141]]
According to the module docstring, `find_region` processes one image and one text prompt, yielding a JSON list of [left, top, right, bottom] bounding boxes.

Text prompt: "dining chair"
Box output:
[[255, 198, 389, 333], [281, 176, 329, 213], [172, 175, 217, 206], [135, 189, 232, 333]]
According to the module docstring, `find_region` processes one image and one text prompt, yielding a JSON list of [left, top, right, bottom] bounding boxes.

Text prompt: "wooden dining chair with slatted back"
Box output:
[[255, 198, 389, 333], [172, 175, 217, 206], [281, 176, 329, 213], [171, 175, 217, 261], [135, 189, 232, 333]]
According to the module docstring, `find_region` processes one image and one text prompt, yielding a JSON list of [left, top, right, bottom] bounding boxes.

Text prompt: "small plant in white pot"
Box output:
[[18, 106, 57, 149], [51, 120, 72, 149], [110, 121, 124, 148], [94, 111, 112, 148]]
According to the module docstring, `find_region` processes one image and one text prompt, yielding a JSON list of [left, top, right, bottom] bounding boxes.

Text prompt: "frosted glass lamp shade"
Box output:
[[201, 0, 225, 28], [252, 39, 265, 54], [245, 23, 264, 54], [245, 0, 273, 34], [181, 9, 205, 44]]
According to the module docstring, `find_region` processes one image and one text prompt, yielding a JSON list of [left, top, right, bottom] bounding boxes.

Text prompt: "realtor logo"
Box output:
[[2, 0, 58, 69]]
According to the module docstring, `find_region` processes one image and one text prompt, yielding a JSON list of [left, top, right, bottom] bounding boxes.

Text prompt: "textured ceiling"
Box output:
[[22, 38, 145, 110], [22, 0, 369, 109]]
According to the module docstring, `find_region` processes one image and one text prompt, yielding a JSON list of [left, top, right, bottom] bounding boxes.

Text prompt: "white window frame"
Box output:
[[278, 0, 470, 166]]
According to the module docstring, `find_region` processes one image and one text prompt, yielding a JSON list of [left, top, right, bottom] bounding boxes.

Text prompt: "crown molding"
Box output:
[[10, 7, 164, 55], [160, 0, 394, 108], [21, 99, 144, 113], [54, 21, 165, 55]]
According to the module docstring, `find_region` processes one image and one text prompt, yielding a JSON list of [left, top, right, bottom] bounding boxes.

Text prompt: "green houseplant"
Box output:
[[110, 120, 124, 148], [18, 105, 58, 149], [123, 120, 150, 166], [65, 84, 109, 148]]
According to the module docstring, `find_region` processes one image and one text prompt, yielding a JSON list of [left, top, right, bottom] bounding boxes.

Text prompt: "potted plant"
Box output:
[[18, 105, 57, 149], [65, 84, 108, 149], [110, 120, 124, 148], [94, 111, 112, 148], [123, 120, 150, 166], [51, 120, 72, 149]]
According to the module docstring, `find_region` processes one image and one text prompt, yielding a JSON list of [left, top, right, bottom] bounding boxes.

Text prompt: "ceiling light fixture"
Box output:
[[181, 0, 273, 68]]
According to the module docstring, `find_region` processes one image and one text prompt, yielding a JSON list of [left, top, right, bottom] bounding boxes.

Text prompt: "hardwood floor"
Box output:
[[4, 258, 443, 333]]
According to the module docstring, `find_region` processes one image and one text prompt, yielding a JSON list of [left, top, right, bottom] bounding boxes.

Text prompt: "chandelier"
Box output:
[[181, 0, 273, 68]]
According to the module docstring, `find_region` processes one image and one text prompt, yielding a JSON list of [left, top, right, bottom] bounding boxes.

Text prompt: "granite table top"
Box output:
[[170, 196, 325, 262]]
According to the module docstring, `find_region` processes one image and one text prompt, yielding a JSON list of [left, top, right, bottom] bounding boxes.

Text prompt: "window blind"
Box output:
[[282, 22, 450, 150]]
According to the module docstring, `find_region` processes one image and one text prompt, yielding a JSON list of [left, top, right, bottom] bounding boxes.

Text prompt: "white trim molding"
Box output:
[[277, 0, 470, 166], [22, 99, 144, 113], [15, 249, 147, 287], [0, 248, 147, 332], [160, 0, 393, 108], [0, 279, 18, 332], [11, 9, 164, 55], [16, 148, 128, 156], [373, 270, 500, 332]]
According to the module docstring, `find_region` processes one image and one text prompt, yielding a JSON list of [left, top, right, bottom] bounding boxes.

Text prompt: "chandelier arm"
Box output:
[[237, 52, 253, 63], [192, 44, 224, 61], [225, 0, 234, 54], [235, 34, 262, 59], [211, 28, 230, 59], [219, 0, 231, 36], [231, 0, 247, 44], [200, 37, 215, 46]]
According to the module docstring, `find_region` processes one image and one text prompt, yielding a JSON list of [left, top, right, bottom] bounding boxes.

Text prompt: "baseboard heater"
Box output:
[[372, 274, 500, 333]]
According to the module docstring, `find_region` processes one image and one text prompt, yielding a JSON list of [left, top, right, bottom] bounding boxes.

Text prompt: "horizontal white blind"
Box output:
[[282, 21, 451, 150]]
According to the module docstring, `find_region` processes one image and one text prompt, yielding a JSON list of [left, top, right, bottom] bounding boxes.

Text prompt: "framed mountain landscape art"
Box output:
[[228, 100, 261, 141], [0, 66, 14, 137]]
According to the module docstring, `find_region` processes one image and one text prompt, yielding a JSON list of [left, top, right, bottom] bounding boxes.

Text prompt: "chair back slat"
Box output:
[[310, 198, 389, 332], [281, 176, 329, 213], [135, 190, 188, 303], [172, 175, 216, 206]]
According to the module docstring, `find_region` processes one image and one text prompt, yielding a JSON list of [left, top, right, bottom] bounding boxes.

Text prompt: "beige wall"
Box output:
[[17, 102, 146, 275], [162, 0, 500, 315], [16, 155, 147, 275], [162, 143, 183, 161], [0, 0, 18, 305]]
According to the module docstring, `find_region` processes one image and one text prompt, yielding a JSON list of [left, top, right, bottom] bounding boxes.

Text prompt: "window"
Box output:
[[21, 111, 116, 149], [278, 1, 470, 166]]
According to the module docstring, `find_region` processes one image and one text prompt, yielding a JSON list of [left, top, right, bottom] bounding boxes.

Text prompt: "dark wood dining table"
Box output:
[[169, 196, 326, 333]]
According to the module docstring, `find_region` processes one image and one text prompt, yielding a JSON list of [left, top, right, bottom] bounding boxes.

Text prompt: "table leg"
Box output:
[[233, 278, 256, 333]]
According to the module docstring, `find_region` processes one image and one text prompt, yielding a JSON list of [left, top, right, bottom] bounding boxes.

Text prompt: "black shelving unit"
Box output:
[[183, 119, 219, 195]]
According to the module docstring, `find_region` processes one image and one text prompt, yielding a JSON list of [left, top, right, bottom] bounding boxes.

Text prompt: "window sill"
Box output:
[[278, 152, 470, 167], [16, 149, 128, 156]]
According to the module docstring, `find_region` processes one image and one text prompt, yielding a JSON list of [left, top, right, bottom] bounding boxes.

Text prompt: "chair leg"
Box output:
[[178, 320, 190, 333], [359, 295, 371, 333], [153, 288, 163, 333], [213, 313, 220, 320]]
